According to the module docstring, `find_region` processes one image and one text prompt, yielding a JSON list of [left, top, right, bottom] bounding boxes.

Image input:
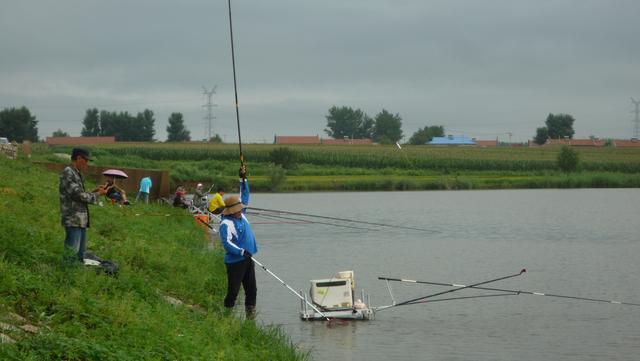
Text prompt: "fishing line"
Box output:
[[379, 276, 640, 307], [227, 0, 244, 165], [247, 207, 439, 233], [247, 211, 374, 231], [403, 293, 519, 305]]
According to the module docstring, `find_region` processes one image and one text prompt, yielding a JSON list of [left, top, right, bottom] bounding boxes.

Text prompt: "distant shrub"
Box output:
[[269, 147, 297, 170], [557, 146, 579, 173], [267, 164, 287, 191]]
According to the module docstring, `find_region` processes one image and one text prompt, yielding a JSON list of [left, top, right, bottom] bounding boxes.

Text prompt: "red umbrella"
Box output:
[[102, 169, 128, 179]]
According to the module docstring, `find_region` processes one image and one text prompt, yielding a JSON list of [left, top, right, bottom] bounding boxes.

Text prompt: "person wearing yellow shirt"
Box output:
[[208, 187, 226, 214]]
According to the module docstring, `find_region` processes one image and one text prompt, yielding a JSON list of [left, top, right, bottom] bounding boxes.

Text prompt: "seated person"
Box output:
[[104, 179, 130, 205], [173, 185, 189, 208], [208, 187, 225, 214]]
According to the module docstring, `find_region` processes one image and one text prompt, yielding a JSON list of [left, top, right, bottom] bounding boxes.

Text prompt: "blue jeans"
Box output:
[[63, 227, 87, 263]]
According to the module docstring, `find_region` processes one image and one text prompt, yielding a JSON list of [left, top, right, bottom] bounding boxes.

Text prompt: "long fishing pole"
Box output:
[[227, 0, 244, 165], [248, 207, 439, 233], [251, 256, 330, 321], [378, 276, 640, 307], [391, 269, 527, 307]]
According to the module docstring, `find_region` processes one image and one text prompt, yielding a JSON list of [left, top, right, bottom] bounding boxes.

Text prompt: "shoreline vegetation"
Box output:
[[0, 157, 306, 360], [33, 143, 640, 192]]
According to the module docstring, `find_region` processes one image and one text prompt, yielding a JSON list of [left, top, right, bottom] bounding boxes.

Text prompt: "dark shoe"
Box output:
[[245, 306, 256, 320]]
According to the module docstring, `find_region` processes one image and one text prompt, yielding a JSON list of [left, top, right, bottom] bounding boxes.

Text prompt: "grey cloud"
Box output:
[[1, 0, 639, 141]]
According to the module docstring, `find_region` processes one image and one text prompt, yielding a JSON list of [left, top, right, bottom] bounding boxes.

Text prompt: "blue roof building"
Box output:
[[428, 135, 477, 145]]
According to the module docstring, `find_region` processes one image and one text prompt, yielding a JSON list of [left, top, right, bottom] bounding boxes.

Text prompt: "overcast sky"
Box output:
[[2, 0, 639, 143]]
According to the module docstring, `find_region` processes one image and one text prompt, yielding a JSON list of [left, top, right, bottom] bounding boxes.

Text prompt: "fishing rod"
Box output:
[[387, 269, 527, 308], [227, 0, 244, 165], [378, 276, 640, 307], [251, 256, 331, 321], [247, 207, 439, 233]]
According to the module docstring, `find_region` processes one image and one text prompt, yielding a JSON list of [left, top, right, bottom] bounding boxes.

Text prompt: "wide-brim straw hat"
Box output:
[[222, 195, 246, 215]]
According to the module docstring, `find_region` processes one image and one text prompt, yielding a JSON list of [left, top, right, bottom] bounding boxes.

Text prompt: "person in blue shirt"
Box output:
[[135, 176, 152, 204], [219, 165, 258, 318]]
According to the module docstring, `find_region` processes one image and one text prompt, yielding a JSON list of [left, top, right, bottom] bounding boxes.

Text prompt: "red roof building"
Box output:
[[321, 138, 373, 145], [613, 139, 640, 147], [545, 139, 606, 147], [474, 139, 498, 147], [46, 136, 116, 145], [274, 135, 321, 145], [273, 135, 373, 145]]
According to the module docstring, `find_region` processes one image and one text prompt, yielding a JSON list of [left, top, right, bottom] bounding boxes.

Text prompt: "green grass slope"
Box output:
[[0, 158, 304, 360]]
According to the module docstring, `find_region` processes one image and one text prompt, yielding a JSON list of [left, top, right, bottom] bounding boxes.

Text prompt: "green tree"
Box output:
[[545, 113, 575, 139], [166, 112, 191, 142], [534, 126, 549, 145], [52, 129, 69, 137], [99, 110, 134, 141], [557, 145, 579, 172], [373, 109, 403, 144], [324, 106, 373, 139], [92, 109, 155, 141], [208, 134, 223, 143], [0, 106, 38, 142], [409, 125, 445, 145], [135, 109, 156, 141], [81, 108, 100, 136]]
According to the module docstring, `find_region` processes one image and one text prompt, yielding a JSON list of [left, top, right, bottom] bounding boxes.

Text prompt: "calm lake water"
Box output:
[[245, 189, 640, 361]]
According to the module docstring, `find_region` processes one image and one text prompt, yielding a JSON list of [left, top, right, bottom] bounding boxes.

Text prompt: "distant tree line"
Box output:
[[82, 108, 156, 141], [1, 104, 578, 145], [324, 105, 444, 145]]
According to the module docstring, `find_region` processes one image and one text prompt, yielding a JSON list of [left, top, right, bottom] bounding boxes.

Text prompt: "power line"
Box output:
[[202, 86, 218, 141]]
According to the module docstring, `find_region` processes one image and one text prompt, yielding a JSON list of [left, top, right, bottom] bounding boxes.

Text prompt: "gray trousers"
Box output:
[[136, 191, 150, 204]]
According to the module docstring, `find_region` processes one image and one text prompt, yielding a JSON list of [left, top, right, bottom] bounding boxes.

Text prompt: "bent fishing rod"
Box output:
[[247, 206, 439, 233], [227, 0, 244, 165], [378, 274, 640, 307]]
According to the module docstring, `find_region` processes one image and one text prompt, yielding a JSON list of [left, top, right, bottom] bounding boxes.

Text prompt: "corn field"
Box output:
[[55, 143, 640, 173]]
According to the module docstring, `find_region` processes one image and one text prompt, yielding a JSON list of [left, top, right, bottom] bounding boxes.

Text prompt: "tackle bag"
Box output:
[[83, 251, 119, 276]]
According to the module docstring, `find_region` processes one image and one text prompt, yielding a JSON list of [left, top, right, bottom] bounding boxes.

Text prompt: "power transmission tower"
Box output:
[[631, 97, 640, 139], [202, 86, 218, 141]]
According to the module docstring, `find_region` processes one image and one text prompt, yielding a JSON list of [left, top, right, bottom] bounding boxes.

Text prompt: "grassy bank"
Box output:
[[35, 143, 640, 192], [0, 157, 305, 360]]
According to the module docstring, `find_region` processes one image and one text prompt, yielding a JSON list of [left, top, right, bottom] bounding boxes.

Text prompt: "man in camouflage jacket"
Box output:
[[59, 148, 106, 264]]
